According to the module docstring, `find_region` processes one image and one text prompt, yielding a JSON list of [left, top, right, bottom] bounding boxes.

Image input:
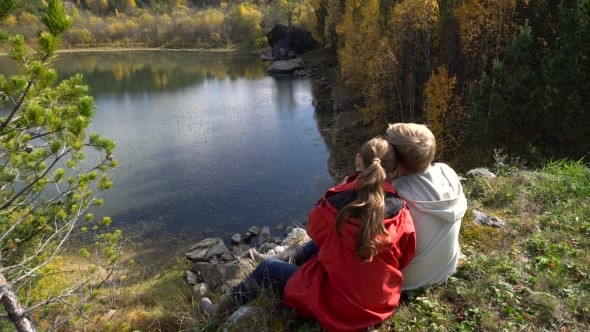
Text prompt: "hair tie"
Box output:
[[373, 157, 381, 164]]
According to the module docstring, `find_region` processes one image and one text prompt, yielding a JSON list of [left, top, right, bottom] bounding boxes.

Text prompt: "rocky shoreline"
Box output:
[[183, 226, 310, 297]]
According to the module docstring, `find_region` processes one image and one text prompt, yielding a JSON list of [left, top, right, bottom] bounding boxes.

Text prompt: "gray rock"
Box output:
[[191, 261, 243, 291], [184, 270, 199, 285], [185, 238, 233, 262], [268, 58, 304, 73], [192, 282, 209, 297], [275, 224, 285, 231], [259, 226, 271, 246], [230, 233, 241, 245], [284, 226, 293, 235], [186, 238, 232, 262], [248, 226, 261, 236], [224, 306, 260, 328], [472, 209, 505, 228], [272, 236, 283, 244], [281, 227, 311, 246], [259, 242, 277, 253], [105, 309, 117, 320], [231, 244, 243, 256], [259, 49, 274, 61], [221, 279, 242, 295], [466, 168, 497, 180], [220, 250, 234, 261]]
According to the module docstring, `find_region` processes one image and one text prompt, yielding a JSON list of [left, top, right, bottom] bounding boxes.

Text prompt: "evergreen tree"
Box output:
[[0, 1, 119, 330], [468, 22, 542, 162]]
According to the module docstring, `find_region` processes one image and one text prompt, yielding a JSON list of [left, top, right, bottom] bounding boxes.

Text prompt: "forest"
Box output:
[[328, 0, 589, 167], [4, 0, 589, 167]]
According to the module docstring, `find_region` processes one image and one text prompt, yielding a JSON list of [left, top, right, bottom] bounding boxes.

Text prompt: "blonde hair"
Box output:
[[335, 136, 397, 262], [385, 123, 436, 173]]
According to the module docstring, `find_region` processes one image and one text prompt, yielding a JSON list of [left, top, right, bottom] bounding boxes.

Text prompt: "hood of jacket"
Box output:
[[393, 163, 467, 224]]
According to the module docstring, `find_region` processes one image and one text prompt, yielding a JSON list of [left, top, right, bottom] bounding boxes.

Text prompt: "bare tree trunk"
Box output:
[[0, 274, 36, 332]]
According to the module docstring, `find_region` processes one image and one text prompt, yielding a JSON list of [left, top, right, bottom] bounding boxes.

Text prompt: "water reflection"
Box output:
[[0, 51, 269, 95]]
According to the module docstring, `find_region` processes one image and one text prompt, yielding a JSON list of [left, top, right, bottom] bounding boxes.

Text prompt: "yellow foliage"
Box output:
[[293, 0, 315, 30], [139, 12, 156, 26], [128, 0, 137, 9], [337, 0, 382, 89], [89, 16, 104, 26], [67, 28, 94, 45], [454, 0, 517, 62], [323, 0, 344, 47], [196, 8, 224, 28], [125, 20, 139, 30], [391, 0, 439, 33], [19, 11, 39, 25], [2, 15, 16, 27], [424, 65, 457, 156], [27, 257, 70, 303], [106, 22, 126, 38]]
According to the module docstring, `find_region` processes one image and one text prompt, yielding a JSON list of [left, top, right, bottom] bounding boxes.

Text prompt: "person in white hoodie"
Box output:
[[386, 123, 467, 290]]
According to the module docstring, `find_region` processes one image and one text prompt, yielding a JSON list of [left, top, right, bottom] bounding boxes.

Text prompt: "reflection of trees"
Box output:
[[272, 75, 297, 111], [44, 51, 269, 94]]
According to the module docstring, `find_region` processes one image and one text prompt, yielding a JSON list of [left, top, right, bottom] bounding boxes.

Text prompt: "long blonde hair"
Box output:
[[335, 136, 398, 262]]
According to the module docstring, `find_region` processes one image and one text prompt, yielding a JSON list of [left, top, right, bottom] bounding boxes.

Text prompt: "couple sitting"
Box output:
[[200, 123, 467, 331]]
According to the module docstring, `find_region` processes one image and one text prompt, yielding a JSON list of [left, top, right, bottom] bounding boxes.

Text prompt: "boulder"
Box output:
[[192, 282, 209, 297], [224, 306, 260, 328], [259, 49, 274, 61], [185, 238, 233, 262], [268, 58, 305, 73], [259, 242, 277, 253], [266, 24, 316, 59], [191, 261, 243, 291], [466, 168, 497, 180], [472, 209, 505, 228], [184, 270, 198, 285], [259, 226, 271, 246], [275, 223, 285, 231], [272, 236, 283, 244], [221, 279, 242, 295], [230, 233, 241, 245], [248, 226, 261, 236], [284, 226, 294, 235]]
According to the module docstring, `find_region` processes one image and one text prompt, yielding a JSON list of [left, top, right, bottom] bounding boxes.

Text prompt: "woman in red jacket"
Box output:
[[201, 136, 416, 331]]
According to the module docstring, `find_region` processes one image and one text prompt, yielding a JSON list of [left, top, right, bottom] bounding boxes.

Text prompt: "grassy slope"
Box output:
[[55, 160, 588, 331], [189, 160, 590, 331], [390, 160, 590, 331]]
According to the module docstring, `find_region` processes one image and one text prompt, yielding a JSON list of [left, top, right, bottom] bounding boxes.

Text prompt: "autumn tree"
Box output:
[[424, 65, 462, 158], [454, 0, 518, 74], [0, 0, 119, 330]]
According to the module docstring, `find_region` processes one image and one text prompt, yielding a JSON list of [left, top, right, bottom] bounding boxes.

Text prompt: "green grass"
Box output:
[[384, 160, 590, 331], [190, 160, 590, 331], [64, 160, 589, 331]]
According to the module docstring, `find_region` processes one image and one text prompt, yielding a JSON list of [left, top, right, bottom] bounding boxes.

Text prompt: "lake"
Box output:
[[0, 51, 337, 251]]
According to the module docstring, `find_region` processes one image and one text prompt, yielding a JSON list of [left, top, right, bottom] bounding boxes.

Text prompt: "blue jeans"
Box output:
[[231, 240, 319, 305]]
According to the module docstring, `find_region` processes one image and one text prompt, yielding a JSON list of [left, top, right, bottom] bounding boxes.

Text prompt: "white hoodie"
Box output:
[[393, 163, 467, 290]]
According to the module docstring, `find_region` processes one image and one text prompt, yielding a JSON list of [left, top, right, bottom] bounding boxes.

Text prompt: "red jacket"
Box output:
[[283, 175, 416, 331]]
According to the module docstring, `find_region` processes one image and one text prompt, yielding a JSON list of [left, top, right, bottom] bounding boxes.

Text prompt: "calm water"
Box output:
[[0, 51, 334, 247]]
